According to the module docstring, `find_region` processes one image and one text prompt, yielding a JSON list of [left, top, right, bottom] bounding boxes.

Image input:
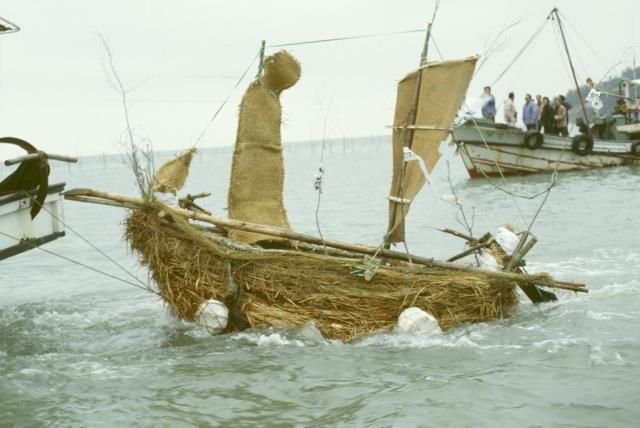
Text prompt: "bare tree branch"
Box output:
[[475, 19, 522, 75], [98, 33, 154, 196]]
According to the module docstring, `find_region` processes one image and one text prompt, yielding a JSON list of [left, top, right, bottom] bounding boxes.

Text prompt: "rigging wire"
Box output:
[[563, 23, 589, 87], [558, 10, 609, 72], [430, 35, 444, 61], [268, 29, 426, 48], [0, 230, 161, 297], [550, 18, 575, 86], [505, 25, 545, 94], [490, 16, 549, 87], [35, 200, 148, 287], [192, 49, 261, 147], [550, 17, 580, 134]]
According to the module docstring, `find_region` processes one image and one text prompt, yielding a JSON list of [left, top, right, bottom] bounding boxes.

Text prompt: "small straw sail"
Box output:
[[152, 148, 197, 195], [386, 56, 478, 244]]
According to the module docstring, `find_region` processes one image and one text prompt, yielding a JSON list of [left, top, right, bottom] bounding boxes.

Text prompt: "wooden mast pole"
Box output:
[[256, 40, 266, 77], [420, 0, 439, 66], [552, 8, 590, 133]]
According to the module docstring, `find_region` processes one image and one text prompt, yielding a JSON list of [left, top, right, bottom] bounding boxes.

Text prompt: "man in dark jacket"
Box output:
[[539, 97, 555, 134]]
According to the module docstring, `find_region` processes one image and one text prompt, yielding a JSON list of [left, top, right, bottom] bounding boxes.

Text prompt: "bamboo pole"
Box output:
[[438, 228, 475, 242], [63, 188, 588, 293], [5, 152, 78, 166], [446, 242, 489, 262]]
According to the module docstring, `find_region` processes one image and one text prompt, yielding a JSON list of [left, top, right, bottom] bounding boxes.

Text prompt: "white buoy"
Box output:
[[396, 307, 442, 335], [495, 226, 520, 255], [195, 299, 228, 334], [477, 248, 500, 271]]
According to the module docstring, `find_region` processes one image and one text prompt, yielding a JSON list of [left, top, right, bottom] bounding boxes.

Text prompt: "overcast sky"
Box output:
[[1, 0, 639, 158]]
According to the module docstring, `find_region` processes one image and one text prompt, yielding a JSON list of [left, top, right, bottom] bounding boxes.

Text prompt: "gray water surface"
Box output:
[[1, 139, 639, 427]]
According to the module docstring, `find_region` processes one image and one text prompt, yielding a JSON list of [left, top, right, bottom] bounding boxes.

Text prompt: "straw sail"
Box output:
[[152, 148, 197, 195], [386, 56, 478, 244], [227, 51, 301, 244]]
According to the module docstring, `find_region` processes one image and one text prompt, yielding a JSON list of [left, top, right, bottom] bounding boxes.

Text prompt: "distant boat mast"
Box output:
[[551, 8, 590, 130]]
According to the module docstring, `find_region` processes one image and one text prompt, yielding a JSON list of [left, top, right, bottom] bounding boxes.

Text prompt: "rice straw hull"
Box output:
[[126, 208, 518, 342]]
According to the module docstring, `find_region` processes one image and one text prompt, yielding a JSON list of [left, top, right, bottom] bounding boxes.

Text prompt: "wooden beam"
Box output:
[[63, 188, 588, 293], [5, 152, 78, 166]]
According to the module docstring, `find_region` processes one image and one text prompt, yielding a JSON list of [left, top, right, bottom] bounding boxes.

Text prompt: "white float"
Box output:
[[477, 248, 500, 272], [195, 298, 228, 334], [495, 226, 520, 255], [395, 307, 442, 335]]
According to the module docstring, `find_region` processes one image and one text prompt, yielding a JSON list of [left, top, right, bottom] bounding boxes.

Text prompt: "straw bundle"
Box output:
[[126, 208, 518, 342], [261, 51, 301, 93], [152, 148, 197, 195]]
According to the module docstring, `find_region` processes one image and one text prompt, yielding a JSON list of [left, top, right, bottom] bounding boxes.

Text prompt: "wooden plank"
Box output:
[[0, 231, 65, 261]]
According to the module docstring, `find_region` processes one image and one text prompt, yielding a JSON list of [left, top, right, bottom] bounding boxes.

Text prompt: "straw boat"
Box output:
[[65, 35, 587, 341]]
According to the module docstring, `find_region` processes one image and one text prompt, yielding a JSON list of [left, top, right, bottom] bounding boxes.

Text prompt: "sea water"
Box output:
[[1, 138, 639, 427]]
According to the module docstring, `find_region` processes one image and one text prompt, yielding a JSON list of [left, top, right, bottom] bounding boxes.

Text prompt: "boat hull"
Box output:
[[0, 183, 66, 261], [452, 124, 639, 177], [125, 208, 519, 342]]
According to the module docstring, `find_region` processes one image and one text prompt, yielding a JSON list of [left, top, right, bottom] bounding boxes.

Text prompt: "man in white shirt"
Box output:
[[504, 92, 517, 126]]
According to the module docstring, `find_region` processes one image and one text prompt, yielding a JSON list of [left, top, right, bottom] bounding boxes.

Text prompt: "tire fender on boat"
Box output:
[[523, 131, 544, 150], [631, 141, 640, 157], [572, 134, 593, 156]]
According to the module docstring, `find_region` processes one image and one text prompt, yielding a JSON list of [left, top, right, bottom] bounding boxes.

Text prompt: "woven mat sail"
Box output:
[[228, 51, 301, 244], [387, 56, 478, 244]]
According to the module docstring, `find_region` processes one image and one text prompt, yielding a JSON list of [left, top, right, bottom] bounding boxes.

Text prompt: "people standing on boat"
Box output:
[[553, 97, 569, 136], [503, 92, 517, 126], [559, 95, 572, 127], [523, 94, 538, 130], [536, 94, 543, 123], [481, 86, 496, 121], [539, 96, 555, 134]]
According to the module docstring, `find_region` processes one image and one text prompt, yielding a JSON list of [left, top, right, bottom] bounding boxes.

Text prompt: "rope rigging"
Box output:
[[36, 200, 148, 287], [268, 29, 426, 48], [0, 230, 161, 297], [490, 15, 549, 88], [192, 49, 261, 147]]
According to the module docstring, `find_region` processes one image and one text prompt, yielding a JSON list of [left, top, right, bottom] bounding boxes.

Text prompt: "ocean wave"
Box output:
[[230, 331, 306, 347], [590, 280, 640, 296], [530, 336, 628, 366], [529, 248, 640, 277], [228, 322, 333, 347]]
